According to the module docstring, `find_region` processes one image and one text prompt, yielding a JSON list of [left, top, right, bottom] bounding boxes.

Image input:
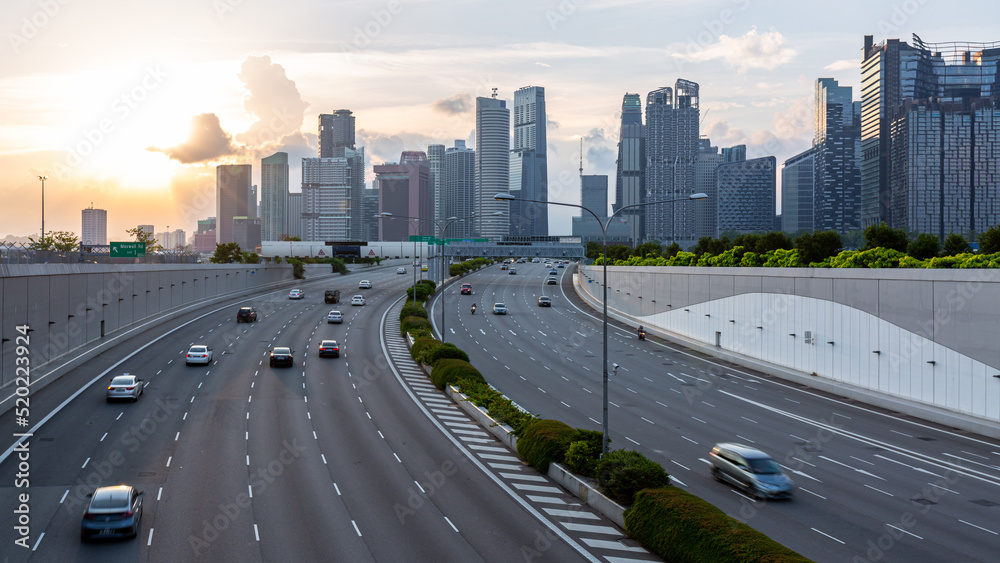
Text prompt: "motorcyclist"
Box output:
[[638, 325, 645, 340], [471, 303, 477, 314]]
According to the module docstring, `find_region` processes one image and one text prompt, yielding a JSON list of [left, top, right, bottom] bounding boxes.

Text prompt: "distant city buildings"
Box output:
[[317, 109, 366, 240], [216, 164, 251, 245], [509, 86, 548, 237], [319, 110, 356, 157], [717, 156, 777, 235], [427, 144, 445, 224], [155, 229, 186, 251], [613, 93, 645, 244], [81, 206, 107, 246], [475, 95, 510, 239], [260, 152, 288, 241], [194, 218, 216, 252], [301, 157, 352, 241], [694, 139, 724, 240], [443, 140, 476, 239], [286, 193, 302, 239], [375, 151, 431, 241], [644, 80, 700, 243], [572, 174, 631, 243], [781, 147, 817, 233], [232, 217, 261, 252]]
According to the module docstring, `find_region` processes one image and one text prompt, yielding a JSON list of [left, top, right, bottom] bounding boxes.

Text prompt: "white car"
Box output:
[[351, 295, 366, 306], [327, 310, 343, 324], [396, 267, 406, 274], [185, 345, 213, 365], [288, 289, 304, 299], [358, 280, 372, 289], [106, 374, 144, 402]]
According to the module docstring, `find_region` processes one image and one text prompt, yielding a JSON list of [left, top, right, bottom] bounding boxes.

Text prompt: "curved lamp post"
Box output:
[[494, 191, 707, 454]]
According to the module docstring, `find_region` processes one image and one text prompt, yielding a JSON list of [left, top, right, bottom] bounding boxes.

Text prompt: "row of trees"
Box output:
[[588, 224, 1000, 266]]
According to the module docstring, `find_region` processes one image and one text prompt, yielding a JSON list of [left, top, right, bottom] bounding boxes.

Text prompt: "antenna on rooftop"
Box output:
[[491, 87, 498, 99], [579, 137, 583, 178]]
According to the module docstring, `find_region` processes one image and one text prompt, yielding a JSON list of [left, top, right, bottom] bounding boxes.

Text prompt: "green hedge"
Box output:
[[625, 488, 812, 563], [406, 284, 431, 302], [516, 419, 577, 472], [563, 429, 604, 477], [451, 377, 536, 436], [430, 358, 485, 390], [410, 336, 440, 365], [418, 279, 437, 292], [425, 342, 469, 364], [596, 449, 671, 505], [401, 316, 432, 335], [399, 302, 428, 322]]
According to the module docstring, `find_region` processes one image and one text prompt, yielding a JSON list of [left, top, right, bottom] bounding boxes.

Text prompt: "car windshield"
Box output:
[[90, 490, 130, 509], [273, 348, 290, 355], [110, 376, 134, 385], [189, 346, 207, 353], [321, 340, 337, 347], [747, 457, 782, 474]]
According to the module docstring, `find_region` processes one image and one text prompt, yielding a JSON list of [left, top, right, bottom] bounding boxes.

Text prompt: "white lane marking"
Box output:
[[886, 524, 923, 539], [254, 524, 260, 541], [681, 436, 698, 445], [736, 434, 755, 444], [444, 516, 459, 532], [865, 484, 893, 497], [811, 527, 845, 544], [538, 330, 547, 337], [59, 490, 69, 503], [640, 417, 655, 425], [671, 460, 690, 471], [799, 487, 826, 499], [352, 520, 362, 536], [146, 529, 153, 546], [959, 519, 998, 535], [819, 455, 885, 481], [81, 457, 90, 468]]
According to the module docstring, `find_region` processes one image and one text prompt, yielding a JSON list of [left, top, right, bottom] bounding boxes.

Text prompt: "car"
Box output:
[[500, 264, 508, 270], [80, 485, 144, 540], [557, 263, 565, 268], [546, 277, 558, 285], [106, 374, 144, 402], [460, 283, 472, 295], [421, 265, 428, 272], [709, 443, 794, 500], [549, 269, 558, 275], [324, 290, 341, 304], [412, 261, 420, 267], [269, 347, 294, 367], [351, 295, 366, 306], [508, 268, 517, 275], [318, 340, 340, 358], [288, 289, 304, 299], [538, 296, 552, 307], [327, 310, 343, 324], [185, 345, 213, 365], [359, 280, 372, 289], [236, 306, 257, 323], [397, 267, 407, 274], [492, 303, 507, 315]]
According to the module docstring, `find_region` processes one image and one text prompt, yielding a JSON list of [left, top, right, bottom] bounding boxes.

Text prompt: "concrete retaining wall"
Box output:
[[578, 265, 1000, 429]]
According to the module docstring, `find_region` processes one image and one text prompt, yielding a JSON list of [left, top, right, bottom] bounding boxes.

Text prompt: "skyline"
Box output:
[[1, 0, 994, 241]]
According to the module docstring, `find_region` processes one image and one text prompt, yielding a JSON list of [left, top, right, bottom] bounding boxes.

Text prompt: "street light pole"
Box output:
[[37, 175, 48, 243], [495, 192, 707, 455]]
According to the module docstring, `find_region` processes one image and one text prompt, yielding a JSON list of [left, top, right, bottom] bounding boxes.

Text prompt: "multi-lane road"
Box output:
[[432, 260, 1000, 563], [0, 264, 654, 562]]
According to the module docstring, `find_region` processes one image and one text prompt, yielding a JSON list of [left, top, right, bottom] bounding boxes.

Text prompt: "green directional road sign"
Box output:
[[408, 235, 437, 243], [444, 238, 488, 244], [110, 242, 147, 257]]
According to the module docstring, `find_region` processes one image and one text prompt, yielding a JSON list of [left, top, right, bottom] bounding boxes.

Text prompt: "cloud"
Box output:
[[535, 62, 551, 67], [582, 127, 615, 171], [672, 28, 796, 73], [824, 59, 856, 71], [235, 55, 309, 147], [431, 93, 473, 115], [148, 113, 238, 163]]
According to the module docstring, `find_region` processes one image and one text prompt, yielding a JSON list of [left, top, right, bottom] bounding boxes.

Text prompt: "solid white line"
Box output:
[[166, 456, 172, 467], [641, 417, 655, 424], [334, 483, 341, 495], [626, 437, 639, 445], [681, 436, 698, 444], [736, 434, 755, 443], [671, 460, 690, 471], [81, 457, 90, 468], [248, 485, 253, 498]]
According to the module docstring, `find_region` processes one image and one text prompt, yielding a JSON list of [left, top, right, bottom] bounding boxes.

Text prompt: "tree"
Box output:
[[907, 233, 941, 260], [978, 225, 1000, 254], [210, 242, 246, 263], [754, 231, 794, 254], [731, 233, 761, 252], [663, 242, 681, 258], [941, 233, 972, 256], [863, 222, 908, 252], [795, 230, 843, 264], [585, 241, 603, 260], [29, 230, 79, 251], [691, 236, 730, 257], [633, 241, 663, 258], [280, 234, 302, 241], [125, 227, 163, 252]]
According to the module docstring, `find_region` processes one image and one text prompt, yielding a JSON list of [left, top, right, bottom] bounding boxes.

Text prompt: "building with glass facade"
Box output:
[[261, 152, 288, 241], [509, 86, 548, 237], [781, 147, 816, 233], [375, 152, 431, 241], [475, 96, 510, 239], [427, 144, 445, 223], [694, 139, 724, 240], [717, 157, 776, 236], [613, 93, 645, 244], [286, 193, 302, 239], [216, 164, 250, 245], [301, 157, 351, 241], [644, 80, 700, 243], [444, 140, 476, 239]]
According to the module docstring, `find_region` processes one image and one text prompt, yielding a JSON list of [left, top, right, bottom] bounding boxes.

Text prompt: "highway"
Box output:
[[0, 263, 650, 562], [431, 260, 1000, 563]]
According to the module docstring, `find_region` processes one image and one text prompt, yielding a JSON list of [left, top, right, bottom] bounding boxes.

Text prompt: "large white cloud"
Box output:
[[672, 28, 796, 73]]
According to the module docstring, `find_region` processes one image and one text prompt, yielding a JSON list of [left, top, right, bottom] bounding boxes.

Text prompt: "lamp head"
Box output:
[[689, 193, 708, 200], [493, 193, 515, 201]]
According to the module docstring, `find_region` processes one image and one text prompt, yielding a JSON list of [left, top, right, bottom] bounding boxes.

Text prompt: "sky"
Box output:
[[1, 0, 994, 242]]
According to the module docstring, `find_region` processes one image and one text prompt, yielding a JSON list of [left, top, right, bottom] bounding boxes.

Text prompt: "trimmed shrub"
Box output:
[[597, 449, 670, 505], [418, 279, 437, 293], [624, 488, 812, 563], [406, 284, 431, 302], [430, 358, 485, 390], [401, 316, 432, 335], [409, 336, 440, 364], [399, 302, 428, 322], [451, 376, 536, 436], [516, 419, 577, 472], [424, 342, 469, 364], [563, 429, 604, 477]]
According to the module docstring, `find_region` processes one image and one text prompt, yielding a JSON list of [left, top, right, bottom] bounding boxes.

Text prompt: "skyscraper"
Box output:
[[475, 95, 510, 239], [319, 110, 356, 157], [721, 145, 746, 163], [216, 164, 250, 245], [375, 152, 431, 241], [509, 86, 548, 237], [427, 144, 445, 223], [644, 80, 701, 243], [694, 139, 723, 239], [813, 78, 861, 232], [444, 140, 476, 238], [233, 217, 261, 253], [581, 175, 608, 218], [317, 109, 366, 240], [613, 93, 645, 244], [261, 152, 288, 241], [717, 156, 777, 236], [286, 193, 302, 239], [781, 147, 817, 233], [301, 157, 352, 241], [81, 206, 107, 246]]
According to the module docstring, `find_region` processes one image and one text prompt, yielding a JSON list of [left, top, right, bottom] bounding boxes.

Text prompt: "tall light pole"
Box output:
[[37, 175, 48, 243], [495, 192, 707, 455]]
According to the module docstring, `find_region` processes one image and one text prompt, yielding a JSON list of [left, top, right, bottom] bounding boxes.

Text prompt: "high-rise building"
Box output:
[[156, 229, 187, 251], [375, 152, 431, 241], [137, 224, 154, 238], [781, 147, 817, 233], [813, 78, 862, 233], [613, 93, 645, 244], [694, 139, 724, 240], [644, 80, 701, 243], [194, 218, 216, 252], [216, 164, 251, 245], [261, 152, 288, 241], [363, 187, 380, 241], [317, 109, 366, 240], [427, 144, 445, 223], [444, 140, 476, 239], [301, 157, 352, 241], [581, 175, 608, 217], [81, 206, 107, 246], [509, 86, 548, 237], [233, 217, 261, 253], [717, 156, 777, 236], [286, 193, 302, 239], [249, 184, 258, 218], [475, 95, 510, 239], [721, 145, 746, 163], [319, 110, 356, 157]]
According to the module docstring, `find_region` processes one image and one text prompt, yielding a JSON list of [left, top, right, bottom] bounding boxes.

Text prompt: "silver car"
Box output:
[[327, 310, 343, 323], [106, 375, 144, 402], [81, 485, 144, 540], [709, 443, 794, 500], [185, 345, 213, 365]]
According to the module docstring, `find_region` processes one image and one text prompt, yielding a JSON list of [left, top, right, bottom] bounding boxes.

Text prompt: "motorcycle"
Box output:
[[638, 329, 646, 341], [471, 305, 476, 315]]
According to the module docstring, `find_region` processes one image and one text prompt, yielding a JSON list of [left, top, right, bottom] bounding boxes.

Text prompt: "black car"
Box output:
[[318, 340, 340, 358], [324, 290, 341, 304], [236, 307, 257, 323], [269, 347, 294, 367], [538, 296, 552, 307], [81, 485, 144, 540]]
